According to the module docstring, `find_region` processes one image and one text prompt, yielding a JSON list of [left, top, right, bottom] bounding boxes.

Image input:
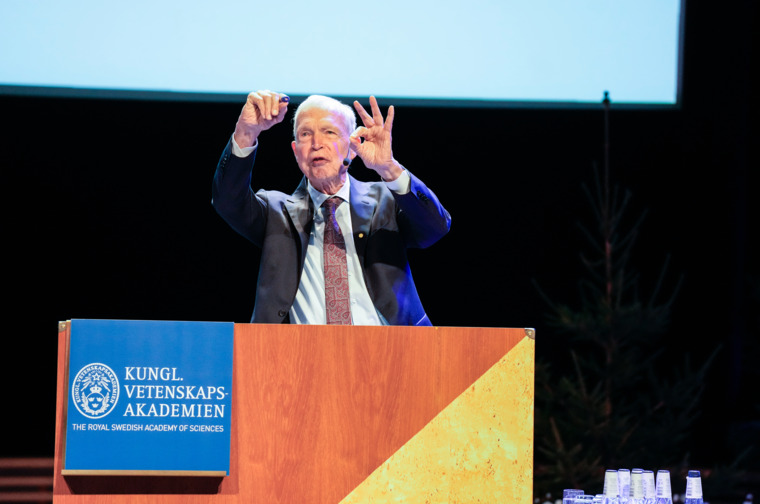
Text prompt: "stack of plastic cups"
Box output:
[[631, 469, 645, 504], [656, 470, 673, 504], [618, 469, 632, 504], [604, 469, 621, 504], [684, 470, 703, 504], [643, 471, 656, 504], [564, 489, 585, 504]]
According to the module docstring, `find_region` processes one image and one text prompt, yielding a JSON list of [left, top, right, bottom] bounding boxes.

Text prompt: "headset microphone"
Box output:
[[343, 139, 353, 167]]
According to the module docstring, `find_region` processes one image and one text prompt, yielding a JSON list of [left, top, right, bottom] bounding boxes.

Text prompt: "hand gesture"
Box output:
[[234, 90, 289, 148], [350, 96, 403, 181]]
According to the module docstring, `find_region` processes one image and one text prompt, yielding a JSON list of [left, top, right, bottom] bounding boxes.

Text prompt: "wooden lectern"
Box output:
[[54, 323, 534, 503]]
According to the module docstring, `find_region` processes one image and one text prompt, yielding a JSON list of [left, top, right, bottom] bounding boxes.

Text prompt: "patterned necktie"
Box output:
[[322, 197, 352, 325]]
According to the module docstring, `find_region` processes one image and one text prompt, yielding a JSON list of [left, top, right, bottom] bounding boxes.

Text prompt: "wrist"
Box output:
[[233, 124, 261, 149], [378, 159, 403, 182]]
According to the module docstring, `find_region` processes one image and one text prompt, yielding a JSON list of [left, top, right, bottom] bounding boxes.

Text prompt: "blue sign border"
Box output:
[[64, 319, 234, 474]]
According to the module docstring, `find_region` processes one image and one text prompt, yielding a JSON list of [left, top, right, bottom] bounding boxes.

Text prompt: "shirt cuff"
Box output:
[[384, 169, 411, 194], [231, 133, 257, 158]]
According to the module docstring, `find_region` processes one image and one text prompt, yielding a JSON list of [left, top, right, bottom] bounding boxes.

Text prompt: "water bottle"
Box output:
[[684, 470, 703, 504], [656, 470, 673, 504]]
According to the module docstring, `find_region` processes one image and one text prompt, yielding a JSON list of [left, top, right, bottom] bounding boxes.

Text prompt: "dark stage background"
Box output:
[[1, 0, 755, 478]]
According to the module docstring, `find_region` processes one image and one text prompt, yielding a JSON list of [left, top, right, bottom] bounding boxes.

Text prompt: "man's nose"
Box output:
[[311, 133, 324, 149]]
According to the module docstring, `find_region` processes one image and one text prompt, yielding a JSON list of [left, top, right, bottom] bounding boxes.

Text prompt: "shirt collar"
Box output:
[[307, 176, 351, 208]]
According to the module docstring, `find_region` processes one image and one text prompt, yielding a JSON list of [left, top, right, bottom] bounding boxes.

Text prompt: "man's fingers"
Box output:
[[355, 96, 393, 129], [247, 90, 288, 123], [353, 100, 374, 127], [270, 92, 290, 118], [369, 96, 384, 126], [246, 91, 266, 120], [269, 92, 288, 120], [246, 91, 261, 113], [350, 127, 368, 148], [385, 105, 395, 132], [262, 90, 277, 120]]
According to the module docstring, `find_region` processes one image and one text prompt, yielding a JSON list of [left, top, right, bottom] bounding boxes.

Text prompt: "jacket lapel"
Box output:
[[285, 177, 313, 271], [349, 175, 377, 262]]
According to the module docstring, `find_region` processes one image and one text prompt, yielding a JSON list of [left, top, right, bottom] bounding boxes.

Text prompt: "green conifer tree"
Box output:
[[533, 93, 716, 496]]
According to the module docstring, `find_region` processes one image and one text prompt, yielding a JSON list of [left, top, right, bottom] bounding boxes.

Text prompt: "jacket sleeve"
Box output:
[[392, 171, 451, 249], [211, 140, 270, 248]]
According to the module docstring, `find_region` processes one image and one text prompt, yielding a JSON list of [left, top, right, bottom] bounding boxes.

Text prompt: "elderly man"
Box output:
[[212, 90, 450, 325]]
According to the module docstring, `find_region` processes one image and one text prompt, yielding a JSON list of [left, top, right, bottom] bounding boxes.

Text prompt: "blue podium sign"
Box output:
[[64, 319, 234, 475]]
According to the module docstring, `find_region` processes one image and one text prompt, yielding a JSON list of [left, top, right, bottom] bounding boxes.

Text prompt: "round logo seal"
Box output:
[[72, 363, 120, 419]]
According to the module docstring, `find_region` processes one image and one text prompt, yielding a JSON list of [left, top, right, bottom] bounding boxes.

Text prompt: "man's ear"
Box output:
[[347, 134, 359, 162]]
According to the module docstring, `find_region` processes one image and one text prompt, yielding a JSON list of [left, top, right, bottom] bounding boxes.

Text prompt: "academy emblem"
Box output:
[[72, 363, 120, 419]]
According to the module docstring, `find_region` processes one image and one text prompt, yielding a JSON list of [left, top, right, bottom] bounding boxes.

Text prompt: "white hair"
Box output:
[[293, 95, 357, 138]]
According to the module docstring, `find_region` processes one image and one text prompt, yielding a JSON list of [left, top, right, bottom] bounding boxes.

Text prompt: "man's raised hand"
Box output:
[[234, 90, 289, 148], [350, 96, 403, 182]]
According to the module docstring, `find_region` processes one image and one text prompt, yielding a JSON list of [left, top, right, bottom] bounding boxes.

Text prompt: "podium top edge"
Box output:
[[58, 320, 536, 338]]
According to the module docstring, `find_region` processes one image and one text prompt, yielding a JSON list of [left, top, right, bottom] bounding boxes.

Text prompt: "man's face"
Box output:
[[291, 107, 353, 193]]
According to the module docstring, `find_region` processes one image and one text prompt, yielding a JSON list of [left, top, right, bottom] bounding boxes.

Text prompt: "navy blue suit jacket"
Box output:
[[212, 140, 450, 325]]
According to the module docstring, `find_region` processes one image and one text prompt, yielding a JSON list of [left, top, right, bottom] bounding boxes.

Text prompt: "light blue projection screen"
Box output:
[[0, 0, 682, 105]]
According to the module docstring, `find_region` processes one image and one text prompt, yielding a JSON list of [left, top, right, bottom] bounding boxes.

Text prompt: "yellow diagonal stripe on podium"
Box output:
[[340, 336, 534, 504]]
